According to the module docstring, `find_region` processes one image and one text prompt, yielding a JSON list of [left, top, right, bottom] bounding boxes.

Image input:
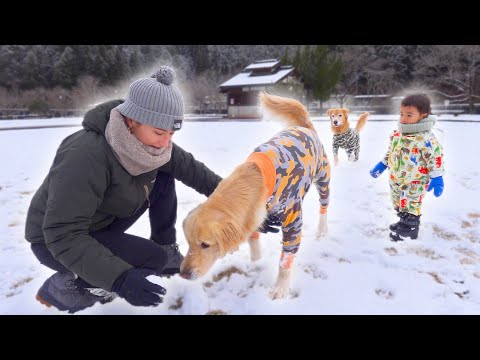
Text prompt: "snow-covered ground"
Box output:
[[1, 113, 479, 131], [1, 117, 479, 314]]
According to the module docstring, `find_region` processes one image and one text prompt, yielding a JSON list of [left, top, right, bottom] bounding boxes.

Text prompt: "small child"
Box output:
[[369, 93, 445, 241]]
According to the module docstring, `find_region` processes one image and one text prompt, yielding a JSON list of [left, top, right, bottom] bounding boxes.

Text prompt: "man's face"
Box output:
[[131, 121, 174, 148]]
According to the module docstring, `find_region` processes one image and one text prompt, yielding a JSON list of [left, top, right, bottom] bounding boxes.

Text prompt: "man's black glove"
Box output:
[[257, 213, 282, 233], [112, 268, 166, 307]]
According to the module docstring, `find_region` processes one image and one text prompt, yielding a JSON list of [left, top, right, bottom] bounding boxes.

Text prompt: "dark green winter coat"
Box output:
[[25, 100, 222, 291]]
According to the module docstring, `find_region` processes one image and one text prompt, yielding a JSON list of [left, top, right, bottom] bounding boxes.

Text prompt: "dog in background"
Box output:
[[180, 92, 331, 299], [327, 108, 369, 165]]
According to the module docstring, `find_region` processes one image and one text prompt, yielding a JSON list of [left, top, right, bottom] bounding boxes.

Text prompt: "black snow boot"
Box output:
[[389, 213, 421, 242], [36, 272, 115, 314], [389, 210, 405, 231]]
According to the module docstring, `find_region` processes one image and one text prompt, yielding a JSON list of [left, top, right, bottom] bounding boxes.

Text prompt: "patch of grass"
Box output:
[[455, 247, 479, 263], [18, 191, 33, 196], [465, 232, 479, 243], [467, 212, 480, 219], [460, 258, 476, 265], [168, 297, 183, 310], [205, 309, 227, 315], [10, 277, 33, 289], [407, 247, 444, 260], [432, 224, 460, 241], [426, 272, 444, 284], [212, 266, 246, 282], [384, 247, 398, 256], [461, 221, 472, 228]]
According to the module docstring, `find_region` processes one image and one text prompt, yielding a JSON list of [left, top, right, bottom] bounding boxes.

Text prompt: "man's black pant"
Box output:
[[31, 171, 177, 282]]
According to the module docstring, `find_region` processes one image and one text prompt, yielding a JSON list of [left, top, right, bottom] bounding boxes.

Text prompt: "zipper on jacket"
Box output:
[[143, 185, 151, 208]]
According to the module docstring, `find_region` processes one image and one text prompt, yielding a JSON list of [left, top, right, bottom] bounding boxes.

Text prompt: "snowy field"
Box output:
[[1, 117, 479, 314]]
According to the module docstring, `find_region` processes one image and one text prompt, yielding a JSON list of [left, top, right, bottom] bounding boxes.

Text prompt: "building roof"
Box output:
[[354, 94, 392, 99], [244, 59, 280, 70], [219, 66, 295, 90]]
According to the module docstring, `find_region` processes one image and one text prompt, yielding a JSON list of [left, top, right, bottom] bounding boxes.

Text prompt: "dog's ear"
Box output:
[[211, 221, 241, 257], [327, 108, 333, 117], [341, 108, 350, 116]]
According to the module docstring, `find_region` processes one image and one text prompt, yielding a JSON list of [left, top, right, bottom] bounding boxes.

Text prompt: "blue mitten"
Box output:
[[427, 176, 444, 197], [370, 161, 387, 178]]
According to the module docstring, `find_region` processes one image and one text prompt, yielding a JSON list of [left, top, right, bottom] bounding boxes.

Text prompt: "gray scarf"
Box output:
[[398, 115, 437, 134], [105, 109, 172, 176]]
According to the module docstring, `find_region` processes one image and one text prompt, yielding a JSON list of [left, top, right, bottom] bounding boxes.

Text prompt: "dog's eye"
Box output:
[[338, 114, 342, 117], [200, 242, 210, 249]]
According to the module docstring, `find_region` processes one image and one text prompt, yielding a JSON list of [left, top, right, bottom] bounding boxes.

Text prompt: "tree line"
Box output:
[[1, 45, 479, 113]]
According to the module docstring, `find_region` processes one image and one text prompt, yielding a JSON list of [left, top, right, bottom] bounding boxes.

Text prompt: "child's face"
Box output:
[[400, 105, 428, 124]]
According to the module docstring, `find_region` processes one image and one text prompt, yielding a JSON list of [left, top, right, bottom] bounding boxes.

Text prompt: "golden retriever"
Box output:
[[181, 92, 331, 299], [327, 108, 369, 166]]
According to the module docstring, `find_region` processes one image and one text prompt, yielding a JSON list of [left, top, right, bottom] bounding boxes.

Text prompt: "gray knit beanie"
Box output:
[[116, 66, 184, 131]]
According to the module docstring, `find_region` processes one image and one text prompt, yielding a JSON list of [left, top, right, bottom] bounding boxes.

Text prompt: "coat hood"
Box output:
[[82, 100, 123, 135]]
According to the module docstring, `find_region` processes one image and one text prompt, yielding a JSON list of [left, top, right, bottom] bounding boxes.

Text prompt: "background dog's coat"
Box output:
[[328, 108, 369, 164]]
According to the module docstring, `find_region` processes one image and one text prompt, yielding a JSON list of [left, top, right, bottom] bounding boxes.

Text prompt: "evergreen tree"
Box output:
[[311, 46, 342, 104], [281, 46, 290, 65], [53, 46, 77, 88], [0, 45, 19, 89], [21, 48, 41, 89], [296, 45, 341, 107], [191, 45, 210, 74]]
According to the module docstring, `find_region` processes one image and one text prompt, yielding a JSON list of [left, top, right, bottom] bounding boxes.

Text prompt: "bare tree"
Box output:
[[333, 46, 369, 106], [333, 45, 398, 106], [70, 76, 101, 108], [415, 45, 480, 113]]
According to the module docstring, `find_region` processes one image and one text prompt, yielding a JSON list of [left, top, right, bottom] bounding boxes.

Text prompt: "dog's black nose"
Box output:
[[333, 121, 338, 125]]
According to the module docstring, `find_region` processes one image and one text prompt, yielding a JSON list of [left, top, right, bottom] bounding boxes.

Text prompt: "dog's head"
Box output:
[[327, 108, 350, 134], [180, 204, 244, 280]]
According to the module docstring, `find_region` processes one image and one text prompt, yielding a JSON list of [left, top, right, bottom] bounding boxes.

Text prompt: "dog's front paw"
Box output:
[[248, 234, 262, 261], [316, 225, 328, 239], [316, 213, 328, 239], [269, 267, 291, 299], [250, 248, 261, 262], [268, 286, 289, 300]]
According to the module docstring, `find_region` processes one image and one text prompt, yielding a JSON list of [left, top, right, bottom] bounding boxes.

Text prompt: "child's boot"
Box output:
[[389, 213, 420, 241], [389, 210, 405, 231]]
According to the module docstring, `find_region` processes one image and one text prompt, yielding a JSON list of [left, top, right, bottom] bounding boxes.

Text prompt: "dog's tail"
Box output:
[[259, 92, 316, 133], [355, 112, 369, 133]]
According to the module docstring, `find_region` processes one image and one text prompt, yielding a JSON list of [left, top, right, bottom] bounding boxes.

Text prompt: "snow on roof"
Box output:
[[219, 67, 295, 89], [244, 59, 280, 70], [354, 94, 392, 98]]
